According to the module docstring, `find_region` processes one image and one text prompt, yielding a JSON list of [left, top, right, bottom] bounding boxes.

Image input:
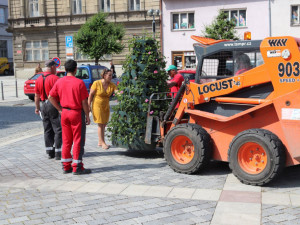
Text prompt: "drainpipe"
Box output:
[[160, 0, 163, 54], [269, 0, 272, 37]]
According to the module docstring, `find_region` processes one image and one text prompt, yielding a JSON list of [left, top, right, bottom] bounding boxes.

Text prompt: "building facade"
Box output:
[[271, 0, 300, 37], [162, 0, 270, 70], [0, 0, 13, 72], [8, 0, 161, 78]]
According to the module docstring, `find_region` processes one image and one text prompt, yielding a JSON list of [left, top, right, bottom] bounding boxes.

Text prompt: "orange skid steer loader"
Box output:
[[145, 36, 300, 186]]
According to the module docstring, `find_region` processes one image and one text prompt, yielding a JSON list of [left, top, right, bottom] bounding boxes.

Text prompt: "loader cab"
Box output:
[[193, 39, 263, 84]]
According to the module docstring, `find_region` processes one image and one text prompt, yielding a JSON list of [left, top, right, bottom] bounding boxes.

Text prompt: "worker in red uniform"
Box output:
[[49, 59, 91, 175], [166, 65, 184, 94], [34, 60, 62, 160]]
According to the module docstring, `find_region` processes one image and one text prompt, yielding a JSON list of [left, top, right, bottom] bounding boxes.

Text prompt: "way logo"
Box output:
[[268, 39, 287, 47]]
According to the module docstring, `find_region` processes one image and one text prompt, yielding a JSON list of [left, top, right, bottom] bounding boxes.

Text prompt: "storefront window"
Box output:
[[172, 52, 196, 70], [0, 40, 7, 57]]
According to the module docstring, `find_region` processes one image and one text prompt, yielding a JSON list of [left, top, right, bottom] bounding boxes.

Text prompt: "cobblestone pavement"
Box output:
[[1, 97, 300, 224]]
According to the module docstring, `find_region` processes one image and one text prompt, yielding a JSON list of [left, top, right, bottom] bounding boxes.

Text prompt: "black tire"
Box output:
[[163, 123, 212, 174], [4, 70, 9, 75], [228, 129, 286, 186], [28, 95, 34, 101]]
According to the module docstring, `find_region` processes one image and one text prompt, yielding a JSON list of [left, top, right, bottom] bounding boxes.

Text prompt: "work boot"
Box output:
[[73, 168, 92, 175], [55, 152, 61, 160], [47, 150, 55, 159], [63, 168, 73, 174]]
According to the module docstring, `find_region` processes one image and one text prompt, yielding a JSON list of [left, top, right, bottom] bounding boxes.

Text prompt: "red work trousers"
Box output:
[[61, 108, 86, 172]]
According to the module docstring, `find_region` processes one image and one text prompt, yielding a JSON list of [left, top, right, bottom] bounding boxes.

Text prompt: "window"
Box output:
[[172, 51, 196, 69], [25, 40, 49, 61], [29, 0, 39, 17], [172, 12, 195, 30], [0, 40, 7, 57], [129, 0, 140, 11], [72, 0, 82, 14], [100, 0, 110, 12], [75, 51, 89, 60], [0, 7, 7, 24], [291, 5, 300, 25], [223, 9, 246, 27], [92, 68, 105, 79], [76, 68, 89, 79], [201, 50, 263, 81]]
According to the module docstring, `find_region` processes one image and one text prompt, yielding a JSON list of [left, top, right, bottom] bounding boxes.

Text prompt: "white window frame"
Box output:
[[29, 0, 39, 17], [100, 0, 110, 12], [129, 0, 140, 11], [25, 40, 49, 62], [172, 12, 195, 31], [223, 9, 247, 28], [291, 5, 300, 25], [72, 0, 82, 15]]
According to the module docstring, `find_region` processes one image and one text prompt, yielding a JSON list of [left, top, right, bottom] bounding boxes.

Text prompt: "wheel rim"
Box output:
[[238, 142, 268, 174], [171, 135, 194, 164]]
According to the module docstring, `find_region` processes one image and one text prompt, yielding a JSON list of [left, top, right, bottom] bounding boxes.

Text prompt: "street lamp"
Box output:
[[147, 9, 160, 39]]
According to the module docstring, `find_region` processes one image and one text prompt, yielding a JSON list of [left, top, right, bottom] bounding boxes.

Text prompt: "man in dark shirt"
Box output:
[[110, 60, 116, 78]]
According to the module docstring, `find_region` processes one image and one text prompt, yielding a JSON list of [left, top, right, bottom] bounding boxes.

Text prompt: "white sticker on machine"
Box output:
[[267, 50, 281, 57], [282, 108, 300, 120]]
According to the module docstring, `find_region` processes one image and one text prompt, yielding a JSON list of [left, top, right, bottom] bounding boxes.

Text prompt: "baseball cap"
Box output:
[[45, 59, 58, 67], [166, 65, 177, 72]]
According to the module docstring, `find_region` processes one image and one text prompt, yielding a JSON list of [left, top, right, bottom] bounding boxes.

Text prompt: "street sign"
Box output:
[[52, 57, 61, 68], [65, 36, 73, 48]]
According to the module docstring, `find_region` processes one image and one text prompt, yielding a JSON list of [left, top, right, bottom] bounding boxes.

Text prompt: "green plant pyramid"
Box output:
[[108, 36, 169, 150]]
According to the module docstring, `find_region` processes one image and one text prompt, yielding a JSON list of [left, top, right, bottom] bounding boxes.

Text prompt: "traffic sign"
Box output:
[[65, 36, 73, 48], [52, 57, 61, 68]]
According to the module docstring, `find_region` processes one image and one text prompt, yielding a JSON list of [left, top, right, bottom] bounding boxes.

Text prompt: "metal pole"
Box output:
[[269, 0, 272, 37], [1, 81, 4, 100], [152, 15, 156, 39], [15, 79, 18, 98]]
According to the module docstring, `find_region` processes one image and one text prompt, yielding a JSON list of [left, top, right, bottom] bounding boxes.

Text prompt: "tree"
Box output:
[[108, 36, 169, 150], [202, 11, 239, 40], [74, 12, 125, 65]]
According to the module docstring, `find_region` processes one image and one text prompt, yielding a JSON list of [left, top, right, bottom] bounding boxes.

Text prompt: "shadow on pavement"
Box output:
[[85, 147, 164, 159], [263, 164, 300, 188], [90, 162, 167, 174], [199, 161, 231, 176]]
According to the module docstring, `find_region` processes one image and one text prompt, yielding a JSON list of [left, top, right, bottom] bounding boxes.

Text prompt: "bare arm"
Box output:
[[82, 98, 90, 125], [167, 80, 177, 87], [34, 93, 40, 114], [48, 95, 62, 114], [88, 88, 96, 112]]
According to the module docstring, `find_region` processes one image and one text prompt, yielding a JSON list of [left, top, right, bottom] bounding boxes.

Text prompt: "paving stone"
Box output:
[[2, 102, 300, 225], [8, 216, 29, 223]]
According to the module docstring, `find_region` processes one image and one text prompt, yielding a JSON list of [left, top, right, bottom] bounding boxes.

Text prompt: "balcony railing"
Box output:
[[8, 10, 157, 30]]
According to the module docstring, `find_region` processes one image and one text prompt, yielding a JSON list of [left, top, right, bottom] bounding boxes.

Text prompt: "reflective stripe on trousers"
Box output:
[[61, 158, 72, 162]]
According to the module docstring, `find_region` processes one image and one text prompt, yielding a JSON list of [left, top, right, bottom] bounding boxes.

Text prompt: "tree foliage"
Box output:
[[108, 36, 169, 149], [74, 12, 125, 64], [202, 11, 239, 40]]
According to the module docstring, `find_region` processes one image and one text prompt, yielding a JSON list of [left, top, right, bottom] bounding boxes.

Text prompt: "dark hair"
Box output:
[[236, 54, 251, 68], [64, 60, 77, 73], [101, 68, 111, 78]]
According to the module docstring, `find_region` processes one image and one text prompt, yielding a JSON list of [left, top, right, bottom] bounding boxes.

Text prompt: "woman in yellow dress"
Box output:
[[88, 69, 117, 149]]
